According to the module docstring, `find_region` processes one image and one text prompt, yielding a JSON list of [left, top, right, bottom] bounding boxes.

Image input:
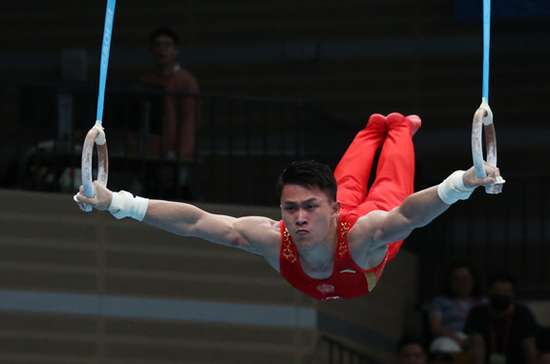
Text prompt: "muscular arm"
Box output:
[[75, 182, 279, 257], [143, 199, 272, 254], [369, 163, 501, 248], [371, 185, 450, 245], [349, 164, 501, 267]]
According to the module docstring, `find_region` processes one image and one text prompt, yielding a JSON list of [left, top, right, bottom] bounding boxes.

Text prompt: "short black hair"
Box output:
[[149, 27, 179, 46], [276, 160, 337, 202], [397, 335, 427, 353], [487, 271, 516, 292]]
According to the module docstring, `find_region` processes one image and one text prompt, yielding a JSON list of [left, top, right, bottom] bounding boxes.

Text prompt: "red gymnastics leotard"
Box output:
[[279, 113, 417, 300]]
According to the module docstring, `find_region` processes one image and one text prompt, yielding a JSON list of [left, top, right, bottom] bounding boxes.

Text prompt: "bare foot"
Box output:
[[367, 113, 387, 130], [385, 113, 421, 137], [406, 114, 422, 136]]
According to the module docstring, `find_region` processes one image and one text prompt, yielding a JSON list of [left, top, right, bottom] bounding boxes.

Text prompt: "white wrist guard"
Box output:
[[108, 190, 149, 221], [437, 171, 475, 205]]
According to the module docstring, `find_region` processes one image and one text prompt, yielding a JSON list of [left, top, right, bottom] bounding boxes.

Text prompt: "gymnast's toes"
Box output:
[[367, 113, 387, 129], [386, 112, 421, 136], [406, 114, 422, 136]]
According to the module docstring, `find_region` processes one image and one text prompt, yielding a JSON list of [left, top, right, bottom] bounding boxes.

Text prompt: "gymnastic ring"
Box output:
[[471, 98, 500, 194], [80, 122, 109, 211]]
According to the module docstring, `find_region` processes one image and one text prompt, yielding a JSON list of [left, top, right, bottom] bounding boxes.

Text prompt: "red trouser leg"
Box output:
[[335, 112, 416, 261], [334, 113, 387, 211]]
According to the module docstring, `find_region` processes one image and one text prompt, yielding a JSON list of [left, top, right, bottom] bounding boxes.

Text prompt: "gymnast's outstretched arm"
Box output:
[[351, 162, 502, 263], [75, 181, 281, 256]]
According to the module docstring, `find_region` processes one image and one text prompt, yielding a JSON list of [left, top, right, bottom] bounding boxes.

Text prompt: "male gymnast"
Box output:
[[75, 112, 503, 300]]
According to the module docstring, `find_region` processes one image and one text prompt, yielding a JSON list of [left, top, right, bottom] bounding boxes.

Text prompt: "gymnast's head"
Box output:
[[276, 160, 337, 203]]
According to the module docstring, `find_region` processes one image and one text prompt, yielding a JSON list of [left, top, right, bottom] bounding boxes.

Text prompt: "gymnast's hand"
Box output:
[[74, 181, 113, 211], [462, 161, 504, 194]]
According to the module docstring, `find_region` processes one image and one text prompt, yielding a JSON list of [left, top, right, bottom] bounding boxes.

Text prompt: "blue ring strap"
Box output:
[[482, 0, 491, 102], [96, 0, 117, 125]]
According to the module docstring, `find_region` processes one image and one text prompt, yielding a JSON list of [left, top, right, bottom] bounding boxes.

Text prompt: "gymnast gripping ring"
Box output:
[[77, 121, 109, 212], [471, 97, 504, 194]]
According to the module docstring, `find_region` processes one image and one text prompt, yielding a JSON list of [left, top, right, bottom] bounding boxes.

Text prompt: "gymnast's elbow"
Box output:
[[215, 231, 258, 253], [384, 215, 423, 244], [411, 216, 432, 230]]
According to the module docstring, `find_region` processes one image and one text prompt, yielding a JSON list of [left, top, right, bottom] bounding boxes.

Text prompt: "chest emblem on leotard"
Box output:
[[317, 284, 335, 293], [282, 228, 296, 263], [338, 222, 351, 258]]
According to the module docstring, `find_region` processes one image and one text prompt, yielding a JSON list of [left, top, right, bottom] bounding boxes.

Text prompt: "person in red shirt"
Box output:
[[139, 28, 199, 160], [75, 112, 503, 300]]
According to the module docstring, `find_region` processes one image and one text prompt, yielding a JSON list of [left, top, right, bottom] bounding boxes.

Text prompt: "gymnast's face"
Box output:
[[280, 184, 340, 247]]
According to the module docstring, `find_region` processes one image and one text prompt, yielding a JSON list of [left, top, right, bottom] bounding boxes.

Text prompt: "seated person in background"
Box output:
[[137, 27, 199, 160], [397, 335, 428, 364], [464, 272, 539, 364], [429, 262, 485, 353]]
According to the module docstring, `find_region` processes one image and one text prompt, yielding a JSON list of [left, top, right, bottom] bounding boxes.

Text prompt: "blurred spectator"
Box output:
[[428, 262, 485, 353], [138, 27, 199, 160], [397, 335, 428, 364], [464, 272, 539, 364]]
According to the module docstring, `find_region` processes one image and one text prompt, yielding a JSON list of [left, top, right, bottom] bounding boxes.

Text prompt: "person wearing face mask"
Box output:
[[464, 272, 539, 364]]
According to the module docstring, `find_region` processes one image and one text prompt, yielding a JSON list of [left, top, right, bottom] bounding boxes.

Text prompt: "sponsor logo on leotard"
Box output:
[[322, 295, 342, 301], [317, 284, 335, 293]]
